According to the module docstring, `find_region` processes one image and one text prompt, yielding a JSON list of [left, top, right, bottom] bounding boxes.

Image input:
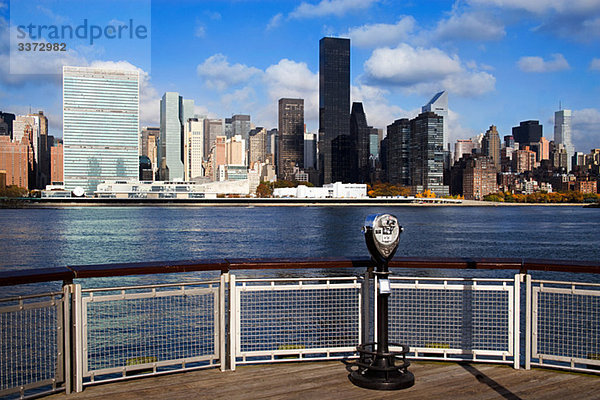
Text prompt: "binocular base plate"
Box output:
[[349, 368, 415, 390]]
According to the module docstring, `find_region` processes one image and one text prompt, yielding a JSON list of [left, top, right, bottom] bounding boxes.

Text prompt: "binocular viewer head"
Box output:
[[363, 213, 402, 266]]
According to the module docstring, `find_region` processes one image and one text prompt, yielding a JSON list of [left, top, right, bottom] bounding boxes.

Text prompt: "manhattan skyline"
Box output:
[[1, 0, 600, 152]]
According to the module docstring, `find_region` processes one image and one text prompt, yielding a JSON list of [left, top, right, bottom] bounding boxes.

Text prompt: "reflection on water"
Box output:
[[0, 206, 599, 291]]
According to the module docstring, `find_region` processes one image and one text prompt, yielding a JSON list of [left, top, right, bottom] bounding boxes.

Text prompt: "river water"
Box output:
[[1, 206, 599, 293]]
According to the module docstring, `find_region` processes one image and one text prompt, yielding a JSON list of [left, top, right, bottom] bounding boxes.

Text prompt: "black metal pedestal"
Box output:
[[349, 271, 414, 390], [349, 342, 414, 390]]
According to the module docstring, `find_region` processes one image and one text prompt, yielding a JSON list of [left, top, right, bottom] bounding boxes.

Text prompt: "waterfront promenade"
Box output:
[[46, 360, 600, 400], [6, 196, 595, 207]]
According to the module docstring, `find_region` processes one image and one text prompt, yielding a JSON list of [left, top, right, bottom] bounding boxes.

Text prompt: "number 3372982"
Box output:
[[17, 42, 66, 51]]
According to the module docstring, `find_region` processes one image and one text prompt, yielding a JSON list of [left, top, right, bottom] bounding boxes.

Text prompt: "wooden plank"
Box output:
[[44, 361, 600, 400]]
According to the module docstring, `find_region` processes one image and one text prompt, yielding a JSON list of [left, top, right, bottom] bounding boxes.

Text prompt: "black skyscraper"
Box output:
[[319, 37, 350, 184], [278, 98, 304, 180], [350, 102, 371, 183], [386, 118, 411, 186], [512, 120, 542, 148]]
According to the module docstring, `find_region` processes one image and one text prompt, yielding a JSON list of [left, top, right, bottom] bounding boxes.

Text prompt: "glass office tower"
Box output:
[[63, 66, 139, 195], [319, 37, 350, 184]]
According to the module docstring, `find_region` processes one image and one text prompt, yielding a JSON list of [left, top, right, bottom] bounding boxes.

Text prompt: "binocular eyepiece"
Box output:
[[363, 213, 403, 266]]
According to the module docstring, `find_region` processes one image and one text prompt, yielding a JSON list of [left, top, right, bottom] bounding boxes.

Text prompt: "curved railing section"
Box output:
[[0, 257, 599, 399]]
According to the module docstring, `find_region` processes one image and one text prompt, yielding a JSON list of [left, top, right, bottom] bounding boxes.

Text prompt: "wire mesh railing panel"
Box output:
[[235, 279, 360, 361], [532, 281, 600, 371], [388, 279, 513, 359], [83, 284, 219, 380], [0, 293, 63, 398]]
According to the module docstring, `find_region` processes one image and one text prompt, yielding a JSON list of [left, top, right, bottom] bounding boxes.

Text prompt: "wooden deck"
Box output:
[[46, 361, 600, 400]]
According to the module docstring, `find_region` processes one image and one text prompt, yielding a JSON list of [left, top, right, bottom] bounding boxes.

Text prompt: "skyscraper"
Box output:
[[304, 132, 318, 171], [482, 125, 501, 170], [350, 102, 371, 183], [203, 119, 224, 162], [0, 112, 15, 139], [512, 120, 542, 148], [0, 135, 31, 188], [248, 127, 267, 165], [454, 139, 474, 163], [184, 118, 204, 181], [50, 140, 63, 184], [141, 126, 159, 179], [13, 115, 40, 187], [31, 111, 50, 188], [386, 118, 411, 186], [422, 91, 448, 149], [410, 112, 448, 196], [278, 98, 304, 180], [267, 128, 278, 166], [231, 115, 252, 141], [63, 66, 139, 194], [554, 109, 574, 172], [318, 37, 350, 184], [159, 92, 194, 181]]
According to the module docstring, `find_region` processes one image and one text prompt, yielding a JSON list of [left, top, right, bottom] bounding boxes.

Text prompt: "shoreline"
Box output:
[[1, 197, 593, 208]]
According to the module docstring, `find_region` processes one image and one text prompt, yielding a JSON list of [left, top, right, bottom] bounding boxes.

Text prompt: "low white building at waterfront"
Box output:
[[95, 179, 252, 199], [273, 182, 367, 199]]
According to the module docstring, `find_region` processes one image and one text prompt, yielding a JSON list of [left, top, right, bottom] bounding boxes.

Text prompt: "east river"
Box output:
[[1, 206, 599, 293]]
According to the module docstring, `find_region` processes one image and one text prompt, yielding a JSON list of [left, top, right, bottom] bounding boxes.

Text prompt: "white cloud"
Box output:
[[204, 11, 222, 21], [468, 0, 600, 40], [517, 54, 570, 72], [351, 84, 413, 130], [363, 44, 495, 97], [343, 16, 415, 48], [266, 13, 283, 30], [220, 86, 256, 110], [194, 105, 218, 119], [432, 11, 506, 41], [365, 45, 462, 85], [468, 0, 600, 14], [0, 17, 87, 85], [571, 108, 600, 152], [290, 0, 380, 19], [196, 54, 262, 91], [590, 58, 600, 70], [447, 109, 476, 145], [195, 24, 206, 38], [262, 59, 319, 127], [36, 5, 69, 24]]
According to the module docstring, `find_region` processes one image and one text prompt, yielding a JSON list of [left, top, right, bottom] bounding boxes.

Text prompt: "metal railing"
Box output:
[[0, 292, 65, 399], [526, 277, 600, 373], [0, 257, 599, 398], [230, 276, 362, 368], [385, 276, 519, 366], [75, 280, 223, 389]]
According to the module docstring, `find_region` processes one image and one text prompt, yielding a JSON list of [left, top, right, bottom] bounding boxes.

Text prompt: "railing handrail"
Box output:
[[1, 256, 599, 286]]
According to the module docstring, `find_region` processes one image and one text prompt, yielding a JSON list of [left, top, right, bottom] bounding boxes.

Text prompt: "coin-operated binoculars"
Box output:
[[349, 214, 415, 390]]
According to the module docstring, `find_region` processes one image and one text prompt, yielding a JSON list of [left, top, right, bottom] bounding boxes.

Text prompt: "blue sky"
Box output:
[[1, 0, 600, 152]]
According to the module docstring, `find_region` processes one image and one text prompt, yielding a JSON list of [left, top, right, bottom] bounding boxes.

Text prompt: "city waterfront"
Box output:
[[2, 205, 599, 398], [1, 206, 598, 286]]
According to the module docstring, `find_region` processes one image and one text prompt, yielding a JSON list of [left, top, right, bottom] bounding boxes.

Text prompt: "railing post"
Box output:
[[360, 268, 373, 346], [525, 274, 532, 370], [72, 283, 84, 392], [373, 275, 378, 342], [513, 274, 521, 370], [229, 274, 237, 371], [219, 273, 228, 372], [62, 283, 72, 394]]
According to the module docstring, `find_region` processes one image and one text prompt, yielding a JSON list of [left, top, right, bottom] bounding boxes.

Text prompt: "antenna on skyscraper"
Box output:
[[559, 100, 562, 111]]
